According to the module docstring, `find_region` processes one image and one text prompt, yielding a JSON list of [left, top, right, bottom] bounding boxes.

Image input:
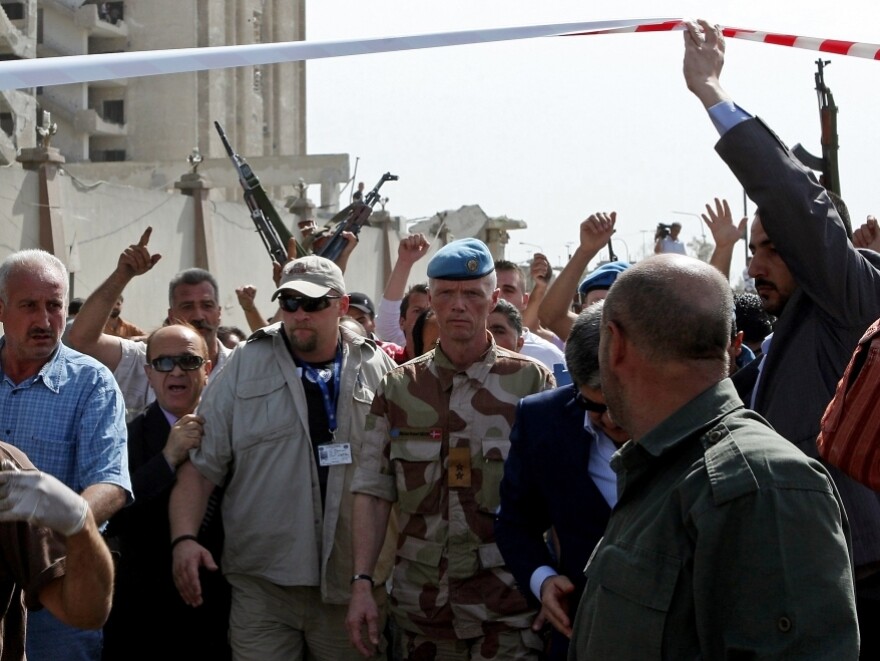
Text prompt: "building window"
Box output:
[[0, 112, 13, 136], [103, 100, 124, 125], [1, 3, 25, 21], [98, 2, 124, 25], [91, 149, 127, 162]]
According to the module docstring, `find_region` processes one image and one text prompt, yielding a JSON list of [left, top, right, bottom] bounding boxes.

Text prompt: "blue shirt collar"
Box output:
[[0, 336, 66, 392]]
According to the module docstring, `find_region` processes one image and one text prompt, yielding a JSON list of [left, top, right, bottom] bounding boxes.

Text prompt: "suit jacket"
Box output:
[[102, 402, 231, 660], [495, 384, 612, 610], [722, 117, 880, 569]]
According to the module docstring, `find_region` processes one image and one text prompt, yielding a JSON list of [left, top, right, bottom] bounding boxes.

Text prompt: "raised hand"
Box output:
[[702, 198, 746, 248], [579, 212, 617, 256], [683, 19, 731, 109], [854, 215, 880, 252], [117, 226, 161, 279], [397, 233, 430, 266], [530, 252, 553, 287], [235, 285, 258, 312]]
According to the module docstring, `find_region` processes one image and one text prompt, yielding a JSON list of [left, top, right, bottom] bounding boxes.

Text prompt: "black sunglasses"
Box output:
[[576, 393, 608, 414], [149, 354, 206, 372], [278, 295, 340, 313]]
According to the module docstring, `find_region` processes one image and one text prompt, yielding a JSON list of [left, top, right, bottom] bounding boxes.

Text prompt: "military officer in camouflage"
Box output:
[[346, 238, 555, 660]]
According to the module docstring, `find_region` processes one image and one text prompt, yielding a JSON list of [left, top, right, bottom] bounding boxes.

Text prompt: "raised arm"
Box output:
[[685, 19, 880, 323], [375, 234, 430, 343], [702, 198, 747, 279], [68, 227, 161, 370], [333, 231, 359, 274], [538, 213, 616, 341], [235, 285, 270, 333], [521, 252, 552, 333], [383, 234, 430, 301]]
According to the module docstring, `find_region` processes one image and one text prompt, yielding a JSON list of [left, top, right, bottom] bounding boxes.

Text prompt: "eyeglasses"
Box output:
[[277, 295, 340, 314], [576, 393, 608, 414], [149, 354, 206, 372]]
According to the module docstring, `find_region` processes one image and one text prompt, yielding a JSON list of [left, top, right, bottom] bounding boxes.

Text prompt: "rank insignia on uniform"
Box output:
[[448, 446, 471, 487]]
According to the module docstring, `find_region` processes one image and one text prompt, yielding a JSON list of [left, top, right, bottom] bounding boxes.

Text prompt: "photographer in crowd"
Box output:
[[654, 221, 686, 255]]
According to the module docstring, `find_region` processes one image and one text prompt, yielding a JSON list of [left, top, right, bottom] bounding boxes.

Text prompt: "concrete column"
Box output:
[[17, 146, 67, 265], [174, 171, 216, 272]]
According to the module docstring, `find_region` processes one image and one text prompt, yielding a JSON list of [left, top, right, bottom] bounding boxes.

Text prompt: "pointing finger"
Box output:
[[138, 226, 152, 248]]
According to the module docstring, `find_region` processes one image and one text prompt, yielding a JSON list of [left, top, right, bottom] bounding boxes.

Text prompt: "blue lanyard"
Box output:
[[300, 349, 342, 434]]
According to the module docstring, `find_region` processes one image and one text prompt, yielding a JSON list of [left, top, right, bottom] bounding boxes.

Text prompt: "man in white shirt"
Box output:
[[495, 260, 566, 370], [654, 222, 687, 255]]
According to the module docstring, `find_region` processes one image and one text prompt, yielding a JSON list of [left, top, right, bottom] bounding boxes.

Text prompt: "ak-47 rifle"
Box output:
[[214, 121, 306, 264], [792, 59, 841, 197], [317, 172, 398, 263]]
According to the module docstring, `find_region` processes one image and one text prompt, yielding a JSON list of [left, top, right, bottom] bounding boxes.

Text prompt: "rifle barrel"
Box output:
[[214, 121, 235, 158]]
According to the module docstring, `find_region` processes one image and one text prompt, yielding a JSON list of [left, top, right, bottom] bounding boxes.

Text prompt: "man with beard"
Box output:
[[684, 19, 880, 654], [169, 255, 397, 660], [69, 227, 233, 417], [567, 255, 857, 659]]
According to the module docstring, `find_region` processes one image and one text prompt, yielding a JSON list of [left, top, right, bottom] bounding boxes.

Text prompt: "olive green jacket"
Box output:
[[569, 380, 858, 660]]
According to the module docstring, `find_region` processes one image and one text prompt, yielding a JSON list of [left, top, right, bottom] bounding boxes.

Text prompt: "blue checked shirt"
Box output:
[[0, 338, 132, 500]]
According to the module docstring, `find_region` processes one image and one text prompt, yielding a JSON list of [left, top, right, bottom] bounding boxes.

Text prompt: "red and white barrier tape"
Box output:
[[568, 20, 880, 60], [0, 18, 877, 91]]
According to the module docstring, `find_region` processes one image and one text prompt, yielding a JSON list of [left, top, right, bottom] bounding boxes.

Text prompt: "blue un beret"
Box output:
[[427, 238, 495, 281], [578, 261, 631, 296]]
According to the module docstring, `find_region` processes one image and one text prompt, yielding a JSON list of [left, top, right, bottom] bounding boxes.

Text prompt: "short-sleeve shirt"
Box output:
[[0, 339, 131, 499]]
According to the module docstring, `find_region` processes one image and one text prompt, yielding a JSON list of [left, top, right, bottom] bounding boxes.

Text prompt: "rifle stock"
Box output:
[[214, 121, 305, 264], [317, 172, 398, 263]]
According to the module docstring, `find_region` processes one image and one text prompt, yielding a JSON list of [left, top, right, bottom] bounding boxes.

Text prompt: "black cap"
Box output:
[[348, 292, 375, 317]]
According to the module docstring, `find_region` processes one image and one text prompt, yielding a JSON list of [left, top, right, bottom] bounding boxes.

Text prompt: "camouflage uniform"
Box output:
[[352, 336, 554, 656]]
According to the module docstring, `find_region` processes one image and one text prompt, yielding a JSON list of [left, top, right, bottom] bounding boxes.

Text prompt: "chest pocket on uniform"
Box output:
[[584, 542, 681, 657], [390, 437, 443, 514], [476, 438, 510, 514], [234, 371, 292, 447]]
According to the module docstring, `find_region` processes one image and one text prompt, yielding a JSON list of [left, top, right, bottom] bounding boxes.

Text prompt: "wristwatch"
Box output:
[[350, 573, 375, 587]]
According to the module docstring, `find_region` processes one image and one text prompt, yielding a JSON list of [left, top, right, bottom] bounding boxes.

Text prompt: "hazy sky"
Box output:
[[305, 1, 880, 284]]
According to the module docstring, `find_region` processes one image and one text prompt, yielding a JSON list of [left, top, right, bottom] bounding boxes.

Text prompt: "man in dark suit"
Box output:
[[684, 19, 880, 657], [495, 300, 628, 660], [102, 323, 231, 660]]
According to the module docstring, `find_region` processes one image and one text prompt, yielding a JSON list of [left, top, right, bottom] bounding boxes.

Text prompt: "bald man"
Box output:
[[567, 255, 857, 660]]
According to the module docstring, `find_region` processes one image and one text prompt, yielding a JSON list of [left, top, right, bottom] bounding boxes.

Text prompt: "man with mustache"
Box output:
[[684, 19, 880, 655], [169, 255, 397, 660], [69, 227, 233, 417], [0, 249, 130, 660]]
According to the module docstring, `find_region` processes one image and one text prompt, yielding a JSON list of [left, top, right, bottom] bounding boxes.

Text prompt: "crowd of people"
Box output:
[[2, 18, 880, 661]]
